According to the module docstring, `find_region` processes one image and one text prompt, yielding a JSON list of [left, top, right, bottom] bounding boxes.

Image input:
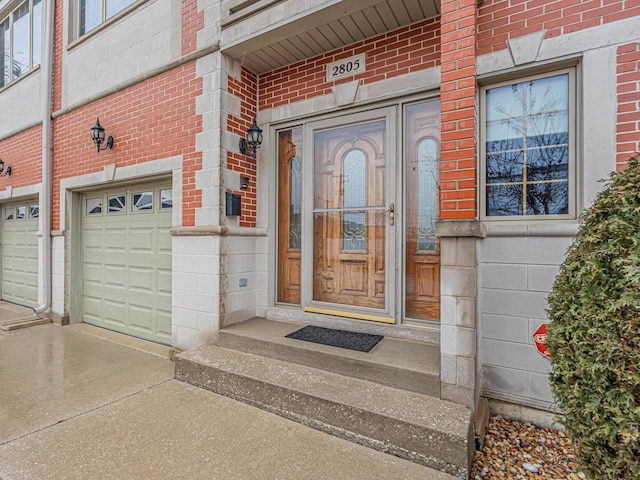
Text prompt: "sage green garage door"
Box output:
[[82, 185, 172, 344], [2, 201, 39, 307]]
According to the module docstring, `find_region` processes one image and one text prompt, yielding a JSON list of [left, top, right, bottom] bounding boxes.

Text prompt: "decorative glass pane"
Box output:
[[342, 149, 366, 250], [160, 189, 172, 209], [16, 206, 26, 219], [29, 204, 39, 218], [132, 191, 153, 211], [79, 0, 101, 36], [417, 139, 438, 251], [31, 0, 41, 67], [289, 157, 302, 249], [5, 207, 15, 220], [86, 197, 102, 214], [342, 210, 366, 250], [12, 1, 29, 80], [0, 18, 8, 87], [485, 73, 570, 216], [107, 195, 125, 214]]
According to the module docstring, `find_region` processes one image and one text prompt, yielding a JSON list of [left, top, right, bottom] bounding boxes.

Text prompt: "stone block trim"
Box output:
[[616, 41, 640, 169], [0, 125, 42, 189], [440, 0, 477, 220], [258, 17, 440, 111], [227, 67, 258, 227], [183, 0, 205, 55], [477, 0, 640, 56], [52, 62, 203, 230]]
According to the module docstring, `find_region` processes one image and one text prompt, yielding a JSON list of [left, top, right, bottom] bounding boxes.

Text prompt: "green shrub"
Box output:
[[547, 154, 640, 480]]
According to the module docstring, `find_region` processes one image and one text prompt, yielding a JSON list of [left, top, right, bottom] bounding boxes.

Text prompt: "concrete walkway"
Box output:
[[0, 323, 456, 479]]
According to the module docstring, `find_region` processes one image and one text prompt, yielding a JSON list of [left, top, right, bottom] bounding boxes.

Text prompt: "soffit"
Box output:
[[221, 0, 440, 74]]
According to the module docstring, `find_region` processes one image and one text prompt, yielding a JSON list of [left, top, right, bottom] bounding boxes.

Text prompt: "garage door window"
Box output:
[[132, 191, 153, 212], [107, 194, 126, 214], [86, 197, 102, 215], [5, 208, 14, 220], [160, 189, 172, 210], [29, 205, 39, 218], [16, 206, 26, 219]]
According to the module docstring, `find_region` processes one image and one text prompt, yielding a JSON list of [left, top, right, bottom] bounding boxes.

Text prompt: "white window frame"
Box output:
[[480, 68, 577, 221], [0, 0, 42, 88]]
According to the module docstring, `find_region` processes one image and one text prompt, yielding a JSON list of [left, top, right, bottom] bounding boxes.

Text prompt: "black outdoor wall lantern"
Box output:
[[239, 118, 263, 159], [0, 159, 12, 176], [91, 118, 114, 153]]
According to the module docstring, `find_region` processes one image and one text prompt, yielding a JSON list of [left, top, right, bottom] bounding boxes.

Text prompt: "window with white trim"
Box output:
[[78, 0, 136, 36], [481, 70, 575, 218], [0, 0, 41, 88]]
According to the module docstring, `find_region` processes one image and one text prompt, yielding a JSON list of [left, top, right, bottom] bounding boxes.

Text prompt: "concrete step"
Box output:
[[175, 345, 473, 479], [216, 317, 441, 397]]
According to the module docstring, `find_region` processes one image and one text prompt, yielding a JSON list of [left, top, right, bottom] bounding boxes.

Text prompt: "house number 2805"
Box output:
[[326, 54, 366, 81]]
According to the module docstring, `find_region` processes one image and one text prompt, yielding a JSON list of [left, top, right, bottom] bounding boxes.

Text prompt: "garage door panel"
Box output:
[[158, 230, 172, 253], [82, 186, 172, 345], [105, 264, 126, 286], [84, 262, 103, 284], [129, 267, 153, 293], [105, 229, 127, 252], [129, 304, 153, 331], [130, 228, 155, 253], [158, 269, 171, 294]]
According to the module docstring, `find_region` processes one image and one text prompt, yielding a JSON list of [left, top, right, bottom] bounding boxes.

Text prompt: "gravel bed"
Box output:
[[470, 415, 587, 479]]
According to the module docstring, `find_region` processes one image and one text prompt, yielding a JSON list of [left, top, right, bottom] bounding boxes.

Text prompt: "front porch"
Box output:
[[175, 316, 482, 479]]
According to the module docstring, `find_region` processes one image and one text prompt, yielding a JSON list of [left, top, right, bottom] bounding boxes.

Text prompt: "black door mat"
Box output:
[[285, 325, 383, 353]]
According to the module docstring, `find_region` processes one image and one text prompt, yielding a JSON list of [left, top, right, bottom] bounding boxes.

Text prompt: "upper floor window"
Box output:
[[481, 70, 575, 218], [0, 0, 41, 88], [78, 0, 136, 36]]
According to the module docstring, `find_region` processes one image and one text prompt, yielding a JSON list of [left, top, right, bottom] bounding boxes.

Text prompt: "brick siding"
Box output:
[[228, 67, 258, 227], [440, 0, 477, 219], [478, 0, 640, 56], [0, 125, 43, 190], [51, 63, 203, 229], [616, 42, 640, 170], [182, 0, 204, 55]]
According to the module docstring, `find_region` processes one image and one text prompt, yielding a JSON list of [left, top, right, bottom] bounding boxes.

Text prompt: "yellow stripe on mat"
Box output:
[[304, 306, 395, 324]]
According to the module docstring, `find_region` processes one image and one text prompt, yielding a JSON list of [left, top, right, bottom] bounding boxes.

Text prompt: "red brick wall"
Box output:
[[182, 0, 204, 55], [52, 63, 203, 229], [227, 67, 258, 227], [440, 0, 477, 219], [478, 0, 640, 56], [258, 17, 440, 111], [0, 125, 42, 190], [616, 42, 640, 170]]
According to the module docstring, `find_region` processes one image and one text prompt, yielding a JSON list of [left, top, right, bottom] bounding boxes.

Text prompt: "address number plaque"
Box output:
[[326, 54, 366, 82]]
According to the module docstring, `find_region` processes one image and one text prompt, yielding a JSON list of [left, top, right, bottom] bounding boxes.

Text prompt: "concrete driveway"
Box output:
[[0, 322, 455, 480]]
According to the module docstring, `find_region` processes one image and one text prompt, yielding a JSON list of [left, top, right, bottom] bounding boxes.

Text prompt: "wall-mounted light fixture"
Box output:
[[0, 159, 12, 177], [239, 118, 263, 159], [90, 118, 114, 153], [240, 176, 249, 189]]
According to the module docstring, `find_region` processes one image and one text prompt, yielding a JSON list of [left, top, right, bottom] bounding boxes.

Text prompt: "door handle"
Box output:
[[388, 203, 394, 226]]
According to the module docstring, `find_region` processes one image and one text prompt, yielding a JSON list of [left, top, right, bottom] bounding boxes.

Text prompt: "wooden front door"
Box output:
[[307, 111, 394, 320]]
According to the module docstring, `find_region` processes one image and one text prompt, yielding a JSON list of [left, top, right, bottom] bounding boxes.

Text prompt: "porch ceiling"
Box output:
[[220, 0, 440, 74]]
